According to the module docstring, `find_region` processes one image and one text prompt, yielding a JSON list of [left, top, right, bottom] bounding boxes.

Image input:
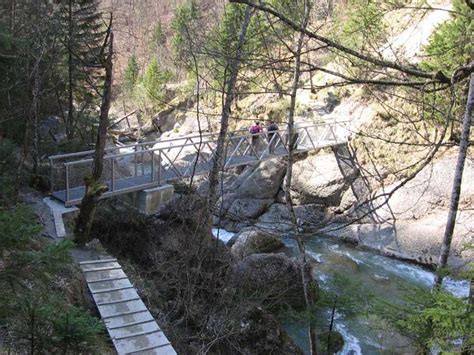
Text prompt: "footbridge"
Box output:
[[49, 120, 350, 207]]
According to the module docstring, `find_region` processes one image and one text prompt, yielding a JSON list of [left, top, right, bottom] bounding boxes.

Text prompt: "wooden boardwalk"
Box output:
[[79, 258, 176, 355]]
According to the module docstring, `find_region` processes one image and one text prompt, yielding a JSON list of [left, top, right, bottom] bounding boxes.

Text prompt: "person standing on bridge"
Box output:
[[266, 120, 279, 154], [249, 121, 262, 154]]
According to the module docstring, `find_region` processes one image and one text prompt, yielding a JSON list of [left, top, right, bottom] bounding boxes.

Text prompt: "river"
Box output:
[[212, 228, 469, 354]]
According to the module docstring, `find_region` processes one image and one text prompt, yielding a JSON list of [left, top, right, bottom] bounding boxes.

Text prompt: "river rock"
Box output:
[[231, 253, 306, 309], [234, 158, 287, 200], [324, 155, 474, 267], [289, 153, 357, 206], [318, 331, 344, 353], [257, 204, 293, 233], [39, 116, 66, 143], [338, 186, 357, 212], [179, 113, 210, 135], [231, 229, 285, 260], [227, 198, 273, 221], [256, 203, 326, 233], [323, 211, 474, 267], [375, 156, 474, 221], [323, 253, 360, 273], [215, 193, 238, 216]]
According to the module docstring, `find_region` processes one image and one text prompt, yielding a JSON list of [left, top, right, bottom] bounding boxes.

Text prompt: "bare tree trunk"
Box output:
[[434, 74, 474, 287], [31, 57, 40, 174], [74, 29, 114, 245], [283, 2, 317, 354], [67, 0, 74, 139], [206, 5, 253, 209]]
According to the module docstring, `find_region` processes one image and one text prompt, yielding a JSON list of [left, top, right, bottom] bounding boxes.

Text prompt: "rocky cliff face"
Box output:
[[324, 156, 474, 267]]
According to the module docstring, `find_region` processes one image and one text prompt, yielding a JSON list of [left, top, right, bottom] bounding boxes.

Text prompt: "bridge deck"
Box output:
[[80, 258, 176, 355], [50, 122, 349, 206], [51, 145, 329, 206]]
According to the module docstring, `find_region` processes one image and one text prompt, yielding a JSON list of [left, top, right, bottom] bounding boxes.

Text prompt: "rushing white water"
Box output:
[[211, 228, 235, 244], [281, 235, 469, 354], [335, 320, 362, 355], [211, 229, 469, 354]]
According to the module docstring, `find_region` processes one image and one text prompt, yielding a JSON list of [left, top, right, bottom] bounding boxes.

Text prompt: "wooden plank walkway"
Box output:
[[79, 258, 176, 355]]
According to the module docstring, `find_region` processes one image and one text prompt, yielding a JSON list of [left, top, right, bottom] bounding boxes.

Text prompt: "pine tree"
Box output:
[[151, 20, 165, 53], [422, 0, 473, 75], [123, 54, 139, 94], [171, 0, 200, 68], [142, 58, 171, 102], [56, 0, 105, 140]]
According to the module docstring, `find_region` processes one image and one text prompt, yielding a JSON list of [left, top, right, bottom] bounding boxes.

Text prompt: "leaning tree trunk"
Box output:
[[206, 5, 253, 211], [283, 2, 318, 354], [74, 30, 113, 246], [434, 74, 474, 287]]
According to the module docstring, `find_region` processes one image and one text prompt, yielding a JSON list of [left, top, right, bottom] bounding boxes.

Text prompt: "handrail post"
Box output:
[[151, 151, 155, 182], [65, 164, 70, 203], [141, 145, 144, 176], [134, 145, 137, 176], [111, 158, 115, 191], [49, 158, 54, 193], [306, 126, 316, 148], [329, 123, 337, 143], [158, 150, 162, 184]]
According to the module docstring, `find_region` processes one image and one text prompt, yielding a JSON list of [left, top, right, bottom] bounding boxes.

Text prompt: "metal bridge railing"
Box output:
[[49, 120, 349, 206]]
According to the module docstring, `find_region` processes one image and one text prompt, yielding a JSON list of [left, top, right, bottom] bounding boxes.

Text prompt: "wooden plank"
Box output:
[[128, 343, 177, 355], [84, 268, 128, 283], [88, 278, 134, 294], [110, 321, 161, 340], [79, 258, 117, 265], [113, 332, 171, 354], [94, 288, 141, 305], [105, 310, 155, 329], [81, 261, 122, 272]]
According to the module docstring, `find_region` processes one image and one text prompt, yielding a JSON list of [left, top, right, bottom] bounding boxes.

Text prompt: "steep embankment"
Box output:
[[91, 195, 304, 354], [106, 0, 472, 268]]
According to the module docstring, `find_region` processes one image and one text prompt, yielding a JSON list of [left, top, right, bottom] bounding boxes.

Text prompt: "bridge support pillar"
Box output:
[[137, 184, 174, 215], [120, 184, 174, 215]]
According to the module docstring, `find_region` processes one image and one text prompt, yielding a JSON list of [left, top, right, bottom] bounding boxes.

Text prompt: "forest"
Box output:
[[0, 0, 473, 354]]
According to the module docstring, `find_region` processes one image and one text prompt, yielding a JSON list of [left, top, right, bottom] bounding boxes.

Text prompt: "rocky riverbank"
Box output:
[[208, 151, 473, 269]]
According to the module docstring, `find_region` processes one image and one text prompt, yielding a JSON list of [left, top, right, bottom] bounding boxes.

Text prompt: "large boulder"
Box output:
[[227, 198, 273, 221], [318, 331, 344, 354], [215, 193, 238, 216], [290, 153, 357, 206], [322, 155, 474, 267], [179, 113, 210, 135], [234, 158, 287, 200], [231, 229, 285, 260], [39, 116, 66, 143], [257, 203, 325, 233], [231, 253, 306, 309], [143, 97, 194, 135], [376, 156, 474, 221], [257, 204, 293, 233]]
